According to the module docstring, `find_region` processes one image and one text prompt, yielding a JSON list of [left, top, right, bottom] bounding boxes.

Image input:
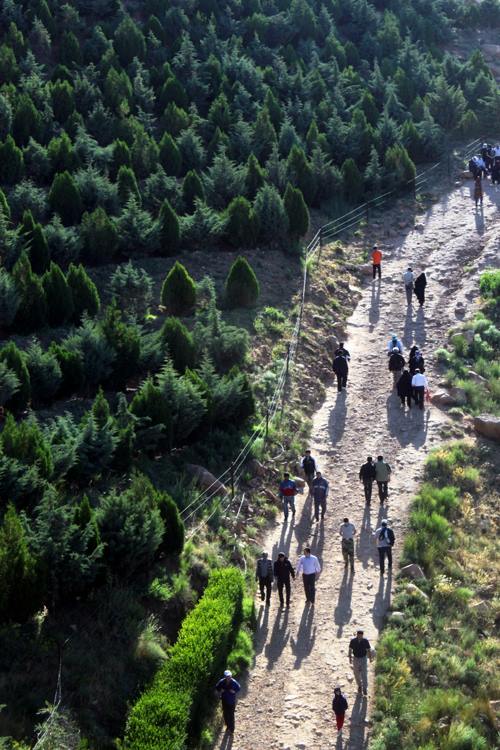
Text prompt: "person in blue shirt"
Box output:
[[216, 670, 241, 734]]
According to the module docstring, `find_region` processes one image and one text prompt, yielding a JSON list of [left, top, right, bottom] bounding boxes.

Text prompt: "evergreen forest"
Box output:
[[0, 0, 499, 747]]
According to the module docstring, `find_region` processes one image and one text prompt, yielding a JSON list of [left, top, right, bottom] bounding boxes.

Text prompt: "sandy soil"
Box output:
[[214, 179, 500, 750]]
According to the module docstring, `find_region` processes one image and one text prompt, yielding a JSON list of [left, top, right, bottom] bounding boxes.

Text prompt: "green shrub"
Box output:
[[49, 171, 83, 225], [158, 199, 180, 255], [42, 262, 74, 326], [66, 263, 100, 323], [49, 343, 84, 395], [225, 196, 259, 248], [12, 254, 48, 334], [1, 413, 53, 479], [160, 261, 196, 315], [109, 261, 153, 320], [0, 361, 20, 408], [160, 317, 196, 373], [225, 255, 260, 308], [283, 182, 310, 238], [26, 340, 62, 404], [0, 341, 31, 412], [0, 268, 20, 330], [81, 207, 118, 264], [0, 504, 43, 623], [124, 568, 244, 750], [101, 305, 141, 386], [479, 269, 500, 299]]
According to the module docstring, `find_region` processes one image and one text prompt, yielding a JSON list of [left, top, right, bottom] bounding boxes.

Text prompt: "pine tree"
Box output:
[[66, 263, 100, 323], [264, 88, 283, 130], [49, 342, 84, 396], [47, 131, 78, 174], [284, 183, 310, 238], [160, 262, 196, 315], [159, 132, 182, 176], [245, 154, 266, 199], [92, 386, 110, 427], [110, 139, 131, 180], [225, 196, 259, 247], [0, 134, 24, 184], [49, 171, 83, 225], [225, 256, 260, 308], [0, 188, 10, 220], [156, 492, 184, 556], [0, 341, 31, 412], [117, 165, 141, 206], [158, 199, 180, 256], [12, 94, 40, 146], [253, 184, 289, 245], [160, 317, 196, 373], [12, 254, 48, 334], [81, 207, 118, 264], [159, 77, 188, 110], [1, 412, 53, 478], [28, 223, 50, 275], [253, 107, 277, 162], [59, 30, 82, 66], [51, 80, 75, 123], [114, 16, 146, 66], [0, 504, 43, 623], [73, 496, 100, 553], [130, 377, 169, 427], [42, 262, 74, 326], [341, 158, 363, 203], [101, 304, 141, 385], [287, 145, 316, 205], [0, 268, 19, 330], [26, 340, 62, 403], [182, 169, 205, 212], [364, 147, 382, 196]]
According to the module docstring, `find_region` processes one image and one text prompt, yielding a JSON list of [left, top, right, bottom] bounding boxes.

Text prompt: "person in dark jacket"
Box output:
[[273, 551, 295, 607], [388, 347, 405, 387], [359, 456, 376, 504], [332, 353, 349, 392], [334, 343, 351, 361], [311, 470, 329, 521], [397, 369, 412, 409], [300, 449, 316, 490], [332, 687, 348, 731], [255, 551, 273, 606], [414, 272, 427, 306], [409, 346, 425, 375], [216, 670, 241, 734]]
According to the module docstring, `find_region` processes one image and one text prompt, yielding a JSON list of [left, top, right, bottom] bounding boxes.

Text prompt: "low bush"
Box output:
[[124, 568, 244, 750], [224, 256, 260, 309], [160, 261, 196, 316], [110, 262, 153, 320]]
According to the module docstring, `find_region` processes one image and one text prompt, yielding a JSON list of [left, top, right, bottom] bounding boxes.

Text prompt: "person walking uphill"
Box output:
[[332, 687, 348, 732], [216, 670, 241, 734], [372, 245, 382, 279], [301, 449, 317, 490], [412, 368, 429, 410], [339, 517, 356, 572], [374, 455, 391, 504], [359, 456, 376, 504], [296, 547, 321, 605], [311, 470, 329, 522], [273, 551, 295, 608], [397, 369, 413, 409], [279, 472, 297, 522], [349, 630, 372, 696], [332, 350, 349, 392], [388, 347, 405, 387], [255, 551, 273, 606], [374, 519, 395, 575], [414, 271, 427, 307], [403, 267, 414, 305]]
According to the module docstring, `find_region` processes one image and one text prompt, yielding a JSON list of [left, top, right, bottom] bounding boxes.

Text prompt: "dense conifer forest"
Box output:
[[0, 0, 499, 747]]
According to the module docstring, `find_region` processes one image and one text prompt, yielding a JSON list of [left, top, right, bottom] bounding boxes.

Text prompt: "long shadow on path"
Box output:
[[290, 605, 316, 669], [328, 390, 348, 445], [347, 694, 368, 750], [334, 568, 354, 637], [264, 609, 290, 671]]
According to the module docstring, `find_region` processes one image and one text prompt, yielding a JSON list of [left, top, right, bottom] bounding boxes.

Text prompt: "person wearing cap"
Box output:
[[332, 686, 348, 731], [374, 455, 391, 504], [273, 551, 295, 607], [279, 472, 297, 521], [411, 368, 429, 410], [296, 547, 321, 605], [311, 470, 329, 522], [374, 519, 395, 574], [332, 349, 349, 392], [300, 449, 317, 490], [255, 551, 273, 606], [388, 346, 405, 387], [387, 334, 403, 356], [371, 245, 382, 279], [215, 670, 241, 734], [359, 456, 376, 504], [348, 630, 372, 696], [339, 517, 356, 572], [403, 267, 414, 305]]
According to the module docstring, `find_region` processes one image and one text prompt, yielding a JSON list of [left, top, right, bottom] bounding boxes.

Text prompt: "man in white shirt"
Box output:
[[411, 368, 428, 410], [296, 547, 321, 605], [403, 267, 414, 305], [339, 517, 356, 572]]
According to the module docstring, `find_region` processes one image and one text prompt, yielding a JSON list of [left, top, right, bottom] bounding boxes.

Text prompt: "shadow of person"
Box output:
[[475, 206, 485, 234], [385, 394, 411, 447], [410, 404, 430, 450], [290, 604, 316, 669], [414, 306, 426, 345], [347, 693, 368, 749], [357, 503, 373, 570], [372, 571, 392, 629], [264, 609, 290, 670], [273, 514, 295, 559], [402, 300, 413, 348], [219, 729, 234, 750], [336, 731, 344, 750], [254, 604, 270, 655], [310, 512, 326, 561], [334, 568, 354, 637], [328, 389, 348, 445], [368, 280, 381, 331]]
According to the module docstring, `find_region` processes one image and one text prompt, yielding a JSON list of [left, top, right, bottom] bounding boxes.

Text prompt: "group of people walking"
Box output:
[[388, 333, 429, 410], [469, 143, 500, 209]]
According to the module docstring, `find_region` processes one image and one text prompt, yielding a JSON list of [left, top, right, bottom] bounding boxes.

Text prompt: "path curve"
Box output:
[[216, 181, 500, 750]]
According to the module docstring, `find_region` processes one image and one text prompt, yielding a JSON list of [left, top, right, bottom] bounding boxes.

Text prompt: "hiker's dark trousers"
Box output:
[[222, 702, 236, 732], [363, 479, 373, 502], [258, 577, 272, 604], [377, 481, 388, 502], [302, 573, 316, 603], [277, 579, 291, 606], [373, 263, 381, 279], [336, 373, 347, 391], [414, 385, 425, 409], [378, 546, 392, 573]]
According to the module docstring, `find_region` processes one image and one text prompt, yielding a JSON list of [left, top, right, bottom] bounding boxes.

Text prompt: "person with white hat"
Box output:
[[373, 519, 395, 575], [215, 669, 241, 734]]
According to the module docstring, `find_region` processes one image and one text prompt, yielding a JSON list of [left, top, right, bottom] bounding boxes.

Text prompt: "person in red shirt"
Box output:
[[372, 245, 382, 279]]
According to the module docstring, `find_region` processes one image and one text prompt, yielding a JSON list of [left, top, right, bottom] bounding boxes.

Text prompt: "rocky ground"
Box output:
[[213, 178, 500, 750]]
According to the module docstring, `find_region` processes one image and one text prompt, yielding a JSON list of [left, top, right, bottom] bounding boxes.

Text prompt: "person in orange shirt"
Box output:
[[372, 245, 382, 279]]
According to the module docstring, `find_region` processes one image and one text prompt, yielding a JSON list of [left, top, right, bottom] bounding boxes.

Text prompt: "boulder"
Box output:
[[399, 563, 426, 581], [468, 370, 488, 387], [262, 488, 279, 505], [293, 476, 306, 489], [431, 390, 457, 407], [248, 458, 266, 477], [388, 611, 405, 623], [185, 464, 227, 495], [463, 329, 475, 344], [489, 700, 500, 715], [449, 386, 467, 405], [474, 414, 500, 442], [406, 583, 429, 601]]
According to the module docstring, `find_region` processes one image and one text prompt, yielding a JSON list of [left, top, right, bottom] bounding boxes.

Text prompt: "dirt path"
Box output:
[[215, 181, 500, 750]]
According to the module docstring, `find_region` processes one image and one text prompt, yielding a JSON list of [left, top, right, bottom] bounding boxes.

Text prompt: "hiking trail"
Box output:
[[215, 180, 500, 750]]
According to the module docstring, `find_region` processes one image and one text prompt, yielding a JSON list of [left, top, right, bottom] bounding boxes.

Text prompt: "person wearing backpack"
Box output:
[[409, 346, 425, 375], [388, 347, 405, 388], [374, 519, 395, 575], [300, 449, 317, 490]]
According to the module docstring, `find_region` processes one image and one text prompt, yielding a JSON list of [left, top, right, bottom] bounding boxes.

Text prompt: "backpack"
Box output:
[[379, 527, 395, 545], [303, 456, 315, 474]]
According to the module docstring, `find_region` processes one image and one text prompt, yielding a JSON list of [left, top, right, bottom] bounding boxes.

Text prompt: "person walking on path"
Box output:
[[332, 687, 348, 732], [311, 470, 329, 522], [216, 670, 241, 734], [279, 472, 297, 521], [372, 245, 382, 279], [334, 343, 351, 362], [388, 347, 405, 388], [411, 368, 429, 410], [374, 519, 395, 575], [296, 547, 321, 605], [374, 455, 391, 504], [414, 271, 427, 307], [387, 333, 404, 356], [403, 267, 414, 305], [273, 551, 295, 608], [332, 351, 349, 392], [339, 517, 356, 572], [397, 369, 413, 409], [349, 630, 372, 697], [474, 173, 483, 209], [255, 551, 273, 606], [301, 449, 317, 491], [359, 456, 376, 504], [409, 346, 425, 375]]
